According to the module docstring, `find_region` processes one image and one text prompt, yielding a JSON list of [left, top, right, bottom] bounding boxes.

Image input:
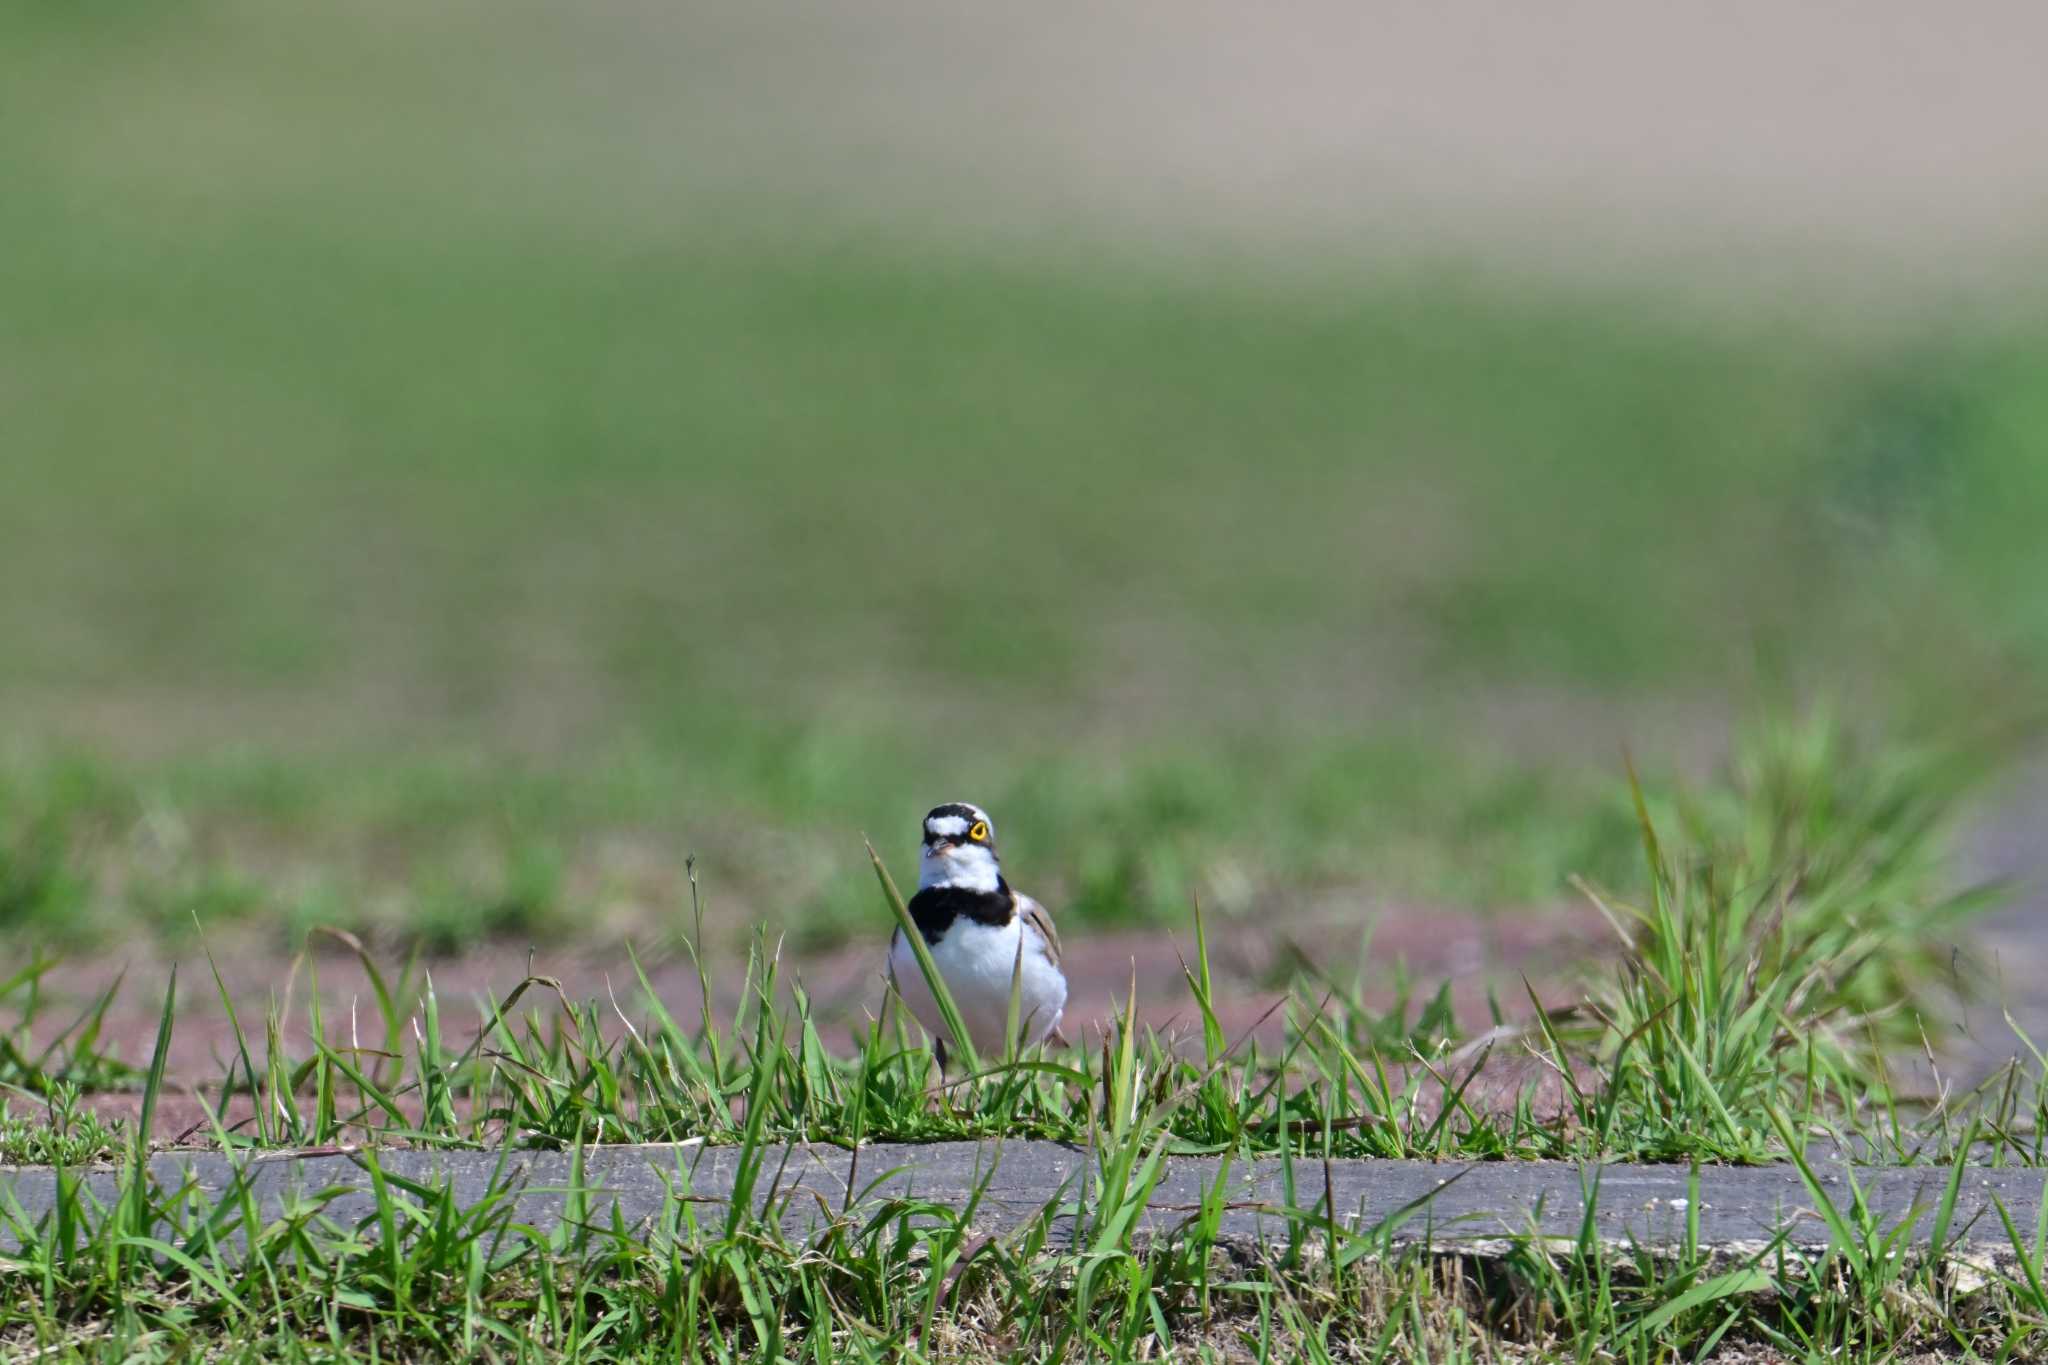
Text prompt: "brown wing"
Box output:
[[1014, 890, 1061, 969]]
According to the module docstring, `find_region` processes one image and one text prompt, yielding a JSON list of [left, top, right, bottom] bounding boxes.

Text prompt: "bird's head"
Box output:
[[919, 802, 1000, 891]]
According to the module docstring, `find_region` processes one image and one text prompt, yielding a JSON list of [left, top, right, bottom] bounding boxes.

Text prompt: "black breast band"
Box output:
[[906, 880, 1014, 946]]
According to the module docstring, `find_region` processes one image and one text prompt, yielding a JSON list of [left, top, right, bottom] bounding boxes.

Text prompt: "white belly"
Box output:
[[888, 916, 1066, 1056]]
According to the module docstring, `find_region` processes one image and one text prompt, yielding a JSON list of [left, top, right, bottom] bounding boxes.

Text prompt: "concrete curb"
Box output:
[[4, 1141, 2042, 1263]]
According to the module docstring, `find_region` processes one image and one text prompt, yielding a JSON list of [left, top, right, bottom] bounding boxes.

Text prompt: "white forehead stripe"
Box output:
[[926, 815, 969, 836]]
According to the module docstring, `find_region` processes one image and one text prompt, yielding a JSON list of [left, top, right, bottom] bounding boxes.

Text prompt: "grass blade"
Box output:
[[866, 837, 979, 1073]]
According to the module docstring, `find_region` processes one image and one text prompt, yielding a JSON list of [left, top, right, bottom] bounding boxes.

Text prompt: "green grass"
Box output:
[[5, 3, 2048, 951], [0, 1090, 125, 1167], [1, 714, 2032, 1171], [17, 1132, 2048, 1362], [0, 732, 1664, 955], [0, 715, 2040, 1357], [5, 5, 2047, 1354]]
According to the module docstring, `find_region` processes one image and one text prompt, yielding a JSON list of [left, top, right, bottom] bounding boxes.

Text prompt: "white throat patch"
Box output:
[[919, 842, 1001, 893]]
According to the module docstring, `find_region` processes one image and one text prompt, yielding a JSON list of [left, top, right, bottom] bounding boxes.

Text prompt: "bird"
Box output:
[[887, 802, 1068, 1069]]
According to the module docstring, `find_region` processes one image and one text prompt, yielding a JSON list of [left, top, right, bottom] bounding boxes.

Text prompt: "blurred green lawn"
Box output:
[[2, 3, 2044, 952]]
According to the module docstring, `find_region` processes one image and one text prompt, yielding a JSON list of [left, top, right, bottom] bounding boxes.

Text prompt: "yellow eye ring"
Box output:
[[968, 821, 990, 842]]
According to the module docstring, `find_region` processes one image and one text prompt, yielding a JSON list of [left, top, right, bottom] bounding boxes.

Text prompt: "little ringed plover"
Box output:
[[887, 802, 1068, 1067]]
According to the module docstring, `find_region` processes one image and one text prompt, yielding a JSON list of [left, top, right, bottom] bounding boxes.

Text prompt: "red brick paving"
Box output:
[[10, 903, 1612, 1138]]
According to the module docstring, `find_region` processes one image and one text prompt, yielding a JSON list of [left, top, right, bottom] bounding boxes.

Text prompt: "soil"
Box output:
[[15, 766, 2045, 1143], [16, 900, 1609, 1139]]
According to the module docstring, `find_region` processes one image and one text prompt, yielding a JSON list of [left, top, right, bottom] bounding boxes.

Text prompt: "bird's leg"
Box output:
[[933, 1036, 949, 1075]]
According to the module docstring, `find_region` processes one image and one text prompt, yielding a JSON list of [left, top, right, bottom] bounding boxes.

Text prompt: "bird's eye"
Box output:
[[968, 821, 989, 842]]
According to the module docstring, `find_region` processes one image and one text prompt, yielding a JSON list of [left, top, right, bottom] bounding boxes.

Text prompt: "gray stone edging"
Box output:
[[3, 1141, 2042, 1263]]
